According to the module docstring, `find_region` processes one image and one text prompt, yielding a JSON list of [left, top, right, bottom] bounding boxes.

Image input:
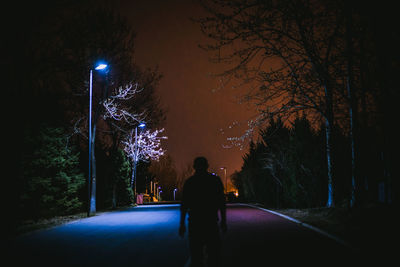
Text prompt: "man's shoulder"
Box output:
[[211, 173, 221, 179], [183, 175, 196, 187], [184, 172, 222, 185], [185, 175, 196, 182], [208, 172, 222, 182], [188, 172, 221, 179]]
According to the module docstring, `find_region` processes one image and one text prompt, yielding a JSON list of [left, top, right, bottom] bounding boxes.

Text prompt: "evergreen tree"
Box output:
[[112, 148, 133, 207], [236, 117, 331, 208], [20, 125, 85, 219], [288, 117, 326, 207]]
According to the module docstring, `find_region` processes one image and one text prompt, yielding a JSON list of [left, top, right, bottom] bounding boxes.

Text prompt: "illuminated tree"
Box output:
[[102, 82, 145, 124], [123, 128, 167, 190], [84, 80, 147, 214], [101, 70, 164, 208], [15, 2, 166, 216]]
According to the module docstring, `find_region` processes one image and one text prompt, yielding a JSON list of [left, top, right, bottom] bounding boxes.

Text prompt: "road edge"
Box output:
[[237, 203, 355, 250]]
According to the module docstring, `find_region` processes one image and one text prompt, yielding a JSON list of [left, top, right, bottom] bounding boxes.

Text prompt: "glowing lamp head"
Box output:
[[95, 63, 108, 70], [138, 122, 146, 128]]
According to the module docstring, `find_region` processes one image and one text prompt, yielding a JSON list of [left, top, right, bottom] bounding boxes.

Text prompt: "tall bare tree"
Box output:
[[198, 0, 350, 207]]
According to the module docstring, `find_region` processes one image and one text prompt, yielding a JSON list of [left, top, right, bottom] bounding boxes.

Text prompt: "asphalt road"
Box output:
[[10, 204, 355, 267]]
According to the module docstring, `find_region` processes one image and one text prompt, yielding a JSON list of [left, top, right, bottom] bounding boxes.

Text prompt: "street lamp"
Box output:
[[157, 186, 161, 201], [132, 122, 146, 203], [95, 63, 108, 70], [173, 188, 178, 201], [88, 62, 108, 216], [220, 167, 227, 194]]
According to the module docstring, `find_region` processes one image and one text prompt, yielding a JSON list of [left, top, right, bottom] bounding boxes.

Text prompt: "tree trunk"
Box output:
[[112, 182, 117, 209], [358, 24, 368, 204], [325, 119, 334, 207], [111, 133, 120, 210], [345, 5, 359, 208], [324, 84, 334, 208]]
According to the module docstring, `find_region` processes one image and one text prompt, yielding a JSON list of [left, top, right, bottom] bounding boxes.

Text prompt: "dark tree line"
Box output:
[[232, 115, 393, 208], [8, 1, 165, 223], [198, 0, 399, 208], [232, 117, 331, 208]]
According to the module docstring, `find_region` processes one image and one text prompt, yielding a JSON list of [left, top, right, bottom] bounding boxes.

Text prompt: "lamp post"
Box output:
[[220, 167, 227, 194], [88, 62, 108, 217], [132, 122, 146, 203], [158, 189, 162, 201], [173, 188, 177, 201]]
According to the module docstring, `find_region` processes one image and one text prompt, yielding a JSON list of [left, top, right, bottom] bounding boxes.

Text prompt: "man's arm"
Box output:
[[220, 204, 227, 233], [179, 205, 187, 237], [179, 181, 188, 237], [216, 176, 227, 233]]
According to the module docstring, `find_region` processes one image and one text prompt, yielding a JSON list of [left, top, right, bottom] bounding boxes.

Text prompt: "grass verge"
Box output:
[[271, 204, 396, 254]]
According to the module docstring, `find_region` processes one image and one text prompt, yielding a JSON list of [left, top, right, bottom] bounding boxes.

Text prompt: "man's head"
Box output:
[[193, 157, 209, 172]]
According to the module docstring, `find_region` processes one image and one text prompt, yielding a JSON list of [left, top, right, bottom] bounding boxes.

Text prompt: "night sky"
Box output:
[[117, 0, 257, 181]]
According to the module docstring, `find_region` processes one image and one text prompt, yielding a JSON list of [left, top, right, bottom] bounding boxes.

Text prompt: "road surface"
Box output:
[[10, 204, 354, 266]]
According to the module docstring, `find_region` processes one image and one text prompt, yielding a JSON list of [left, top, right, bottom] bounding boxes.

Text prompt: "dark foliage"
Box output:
[[148, 155, 178, 201], [96, 148, 133, 209], [234, 117, 344, 208], [10, 1, 166, 219], [19, 125, 85, 219], [199, 0, 399, 207]]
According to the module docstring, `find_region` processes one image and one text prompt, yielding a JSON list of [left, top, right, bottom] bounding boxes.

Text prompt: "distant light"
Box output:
[[138, 122, 146, 128], [95, 63, 108, 70]]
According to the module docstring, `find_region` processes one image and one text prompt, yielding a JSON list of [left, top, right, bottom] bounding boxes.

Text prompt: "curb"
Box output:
[[238, 203, 355, 250]]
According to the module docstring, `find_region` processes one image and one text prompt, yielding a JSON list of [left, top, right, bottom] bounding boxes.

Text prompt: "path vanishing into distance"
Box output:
[[10, 203, 365, 267]]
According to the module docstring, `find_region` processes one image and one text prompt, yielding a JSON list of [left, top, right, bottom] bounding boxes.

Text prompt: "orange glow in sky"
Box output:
[[117, 0, 257, 179]]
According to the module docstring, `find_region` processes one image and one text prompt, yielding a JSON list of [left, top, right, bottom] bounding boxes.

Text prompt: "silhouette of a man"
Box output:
[[179, 157, 227, 267]]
